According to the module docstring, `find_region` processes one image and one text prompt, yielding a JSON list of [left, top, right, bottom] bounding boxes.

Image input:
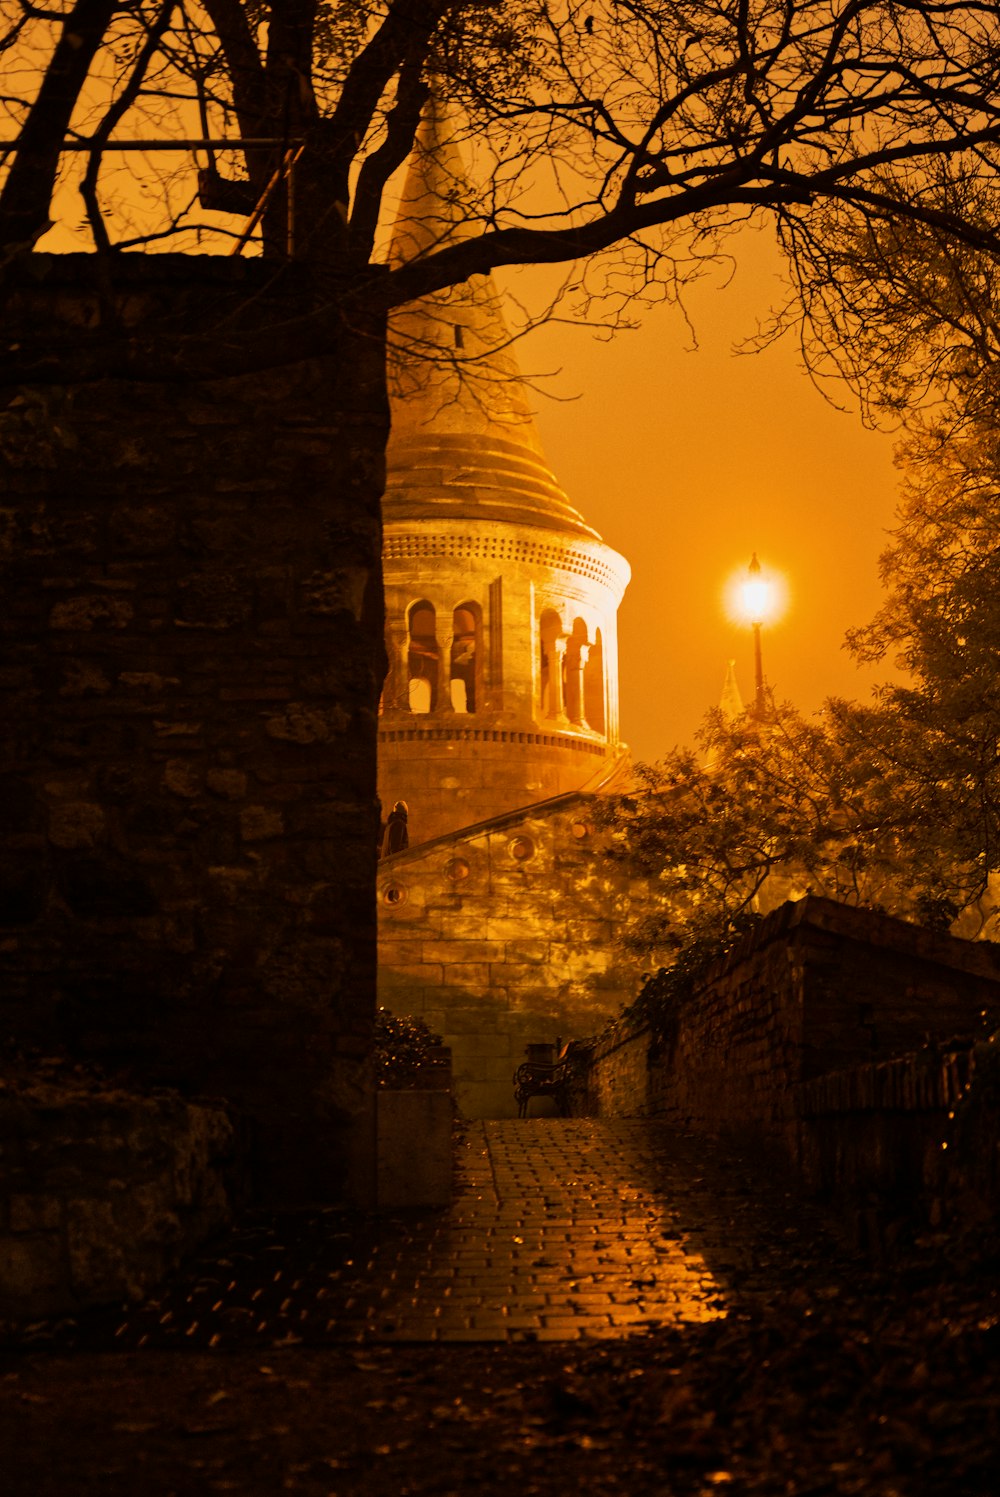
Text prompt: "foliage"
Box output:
[[728, 160, 1000, 939], [595, 697, 924, 958], [373, 1006, 446, 1088], [830, 241, 1000, 926], [622, 913, 762, 1040]]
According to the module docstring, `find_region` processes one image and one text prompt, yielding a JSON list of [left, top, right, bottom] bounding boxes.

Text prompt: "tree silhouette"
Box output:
[[3, 1, 1000, 383]]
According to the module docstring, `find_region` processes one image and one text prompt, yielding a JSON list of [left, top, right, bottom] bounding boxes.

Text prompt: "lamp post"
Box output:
[[740, 553, 770, 717]]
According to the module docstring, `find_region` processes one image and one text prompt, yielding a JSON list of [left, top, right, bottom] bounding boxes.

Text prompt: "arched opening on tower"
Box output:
[[584, 627, 606, 735], [565, 618, 590, 727], [407, 600, 440, 713], [539, 609, 564, 721], [450, 603, 480, 713]]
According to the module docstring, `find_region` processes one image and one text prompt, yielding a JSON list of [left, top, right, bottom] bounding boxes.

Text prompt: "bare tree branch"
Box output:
[[0, 0, 120, 248], [80, 0, 178, 252]]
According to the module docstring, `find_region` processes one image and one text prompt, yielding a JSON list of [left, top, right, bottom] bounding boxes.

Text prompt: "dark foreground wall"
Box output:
[[0, 257, 387, 1202]]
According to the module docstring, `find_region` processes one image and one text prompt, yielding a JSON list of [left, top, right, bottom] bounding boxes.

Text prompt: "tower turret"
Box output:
[[379, 104, 631, 843]]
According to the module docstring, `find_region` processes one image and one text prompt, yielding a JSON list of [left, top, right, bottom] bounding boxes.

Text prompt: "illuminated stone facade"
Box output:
[[377, 107, 654, 1116]]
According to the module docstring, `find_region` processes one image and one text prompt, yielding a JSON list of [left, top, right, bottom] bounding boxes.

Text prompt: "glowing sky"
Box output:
[[511, 228, 901, 766]]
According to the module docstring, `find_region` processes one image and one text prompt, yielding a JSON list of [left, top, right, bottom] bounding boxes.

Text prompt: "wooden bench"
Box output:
[[512, 1042, 585, 1118]]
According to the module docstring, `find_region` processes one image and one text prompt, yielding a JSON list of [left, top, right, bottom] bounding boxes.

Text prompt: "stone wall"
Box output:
[[378, 792, 659, 1117], [583, 1019, 653, 1119], [0, 1074, 236, 1319], [790, 1044, 972, 1248], [578, 899, 1000, 1246], [0, 256, 387, 1202], [582, 897, 1000, 1137]]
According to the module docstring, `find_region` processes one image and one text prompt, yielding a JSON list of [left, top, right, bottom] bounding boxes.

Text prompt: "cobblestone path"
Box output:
[[56, 1119, 848, 1351], [371, 1119, 732, 1341]]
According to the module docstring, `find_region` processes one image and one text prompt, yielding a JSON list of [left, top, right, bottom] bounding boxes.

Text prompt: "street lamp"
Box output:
[[739, 553, 772, 717]]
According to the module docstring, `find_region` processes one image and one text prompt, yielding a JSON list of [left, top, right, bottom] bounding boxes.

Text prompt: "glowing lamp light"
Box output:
[[740, 560, 771, 623], [724, 556, 787, 626], [723, 553, 788, 717]]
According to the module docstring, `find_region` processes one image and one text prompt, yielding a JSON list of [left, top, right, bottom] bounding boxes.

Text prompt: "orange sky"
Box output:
[[509, 228, 902, 766]]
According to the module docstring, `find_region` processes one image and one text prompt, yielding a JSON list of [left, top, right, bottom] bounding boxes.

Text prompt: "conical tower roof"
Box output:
[[384, 101, 599, 540], [719, 659, 745, 722]]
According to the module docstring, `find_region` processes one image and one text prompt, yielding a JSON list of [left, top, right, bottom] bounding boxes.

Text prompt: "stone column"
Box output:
[[569, 642, 591, 728], [384, 622, 410, 712], [550, 636, 570, 724]]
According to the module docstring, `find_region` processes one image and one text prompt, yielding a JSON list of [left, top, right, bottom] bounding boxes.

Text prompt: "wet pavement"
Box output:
[[7, 1121, 999, 1496], [27, 1119, 854, 1351]]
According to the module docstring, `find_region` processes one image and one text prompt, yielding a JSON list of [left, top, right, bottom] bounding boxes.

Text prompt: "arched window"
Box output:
[[407, 601, 439, 713], [539, 609, 563, 719], [584, 628, 605, 734], [450, 602, 480, 713]]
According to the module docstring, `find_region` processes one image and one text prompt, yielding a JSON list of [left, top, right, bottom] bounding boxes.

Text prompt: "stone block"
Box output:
[[0, 1234, 67, 1319], [49, 595, 133, 630], [264, 703, 349, 744], [499, 965, 564, 992], [504, 988, 567, 1022], [47, 801, 106, 850], [437, 1006, 508, 1035], [432, 940, 504, 964], [424, 915, 491, 944], [547, 943, 611, 973], [376, 1090, 452, 1208], [59, 662, 111, 698], [174, 573, 251, 629], [485, 910, 547, 934], [450, 1032, 511, 1059], [8, 1194, 62, 1233], [564, 918, 615, 943], [66, 1198, 150, 1304], [163, 759, 201, 798], [205, 768, 247, 800], [110, 504, 174, 556], [380, 962, 442, 987], [454, 1052, 518, 1085], [503, 940, 550, 965], [440, 964, 491, 988], [378, 898, 433, 928], [240, 805, 284, 840], [377, 939, 426, 966]]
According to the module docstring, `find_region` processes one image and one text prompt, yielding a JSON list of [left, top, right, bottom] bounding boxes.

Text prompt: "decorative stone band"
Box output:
[[377, 726, 608, 754], [383, 530, 630, 600]]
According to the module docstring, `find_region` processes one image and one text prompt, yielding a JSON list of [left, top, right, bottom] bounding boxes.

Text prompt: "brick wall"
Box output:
[[789, 1046, 971, 1243], [0, 256, 387, 1202], [583, 897, 1000, 1138]]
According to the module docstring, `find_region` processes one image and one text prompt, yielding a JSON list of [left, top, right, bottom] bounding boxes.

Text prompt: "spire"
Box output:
[[384, 100, 599, 539], [719, 660, 745, 722], [387, 94, 479, 268]]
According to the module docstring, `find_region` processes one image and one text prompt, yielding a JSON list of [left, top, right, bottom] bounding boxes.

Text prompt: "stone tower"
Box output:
[[378, 103, 631, 843]]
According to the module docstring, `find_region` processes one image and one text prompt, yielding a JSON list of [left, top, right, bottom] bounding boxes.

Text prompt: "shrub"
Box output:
[[373, 1008, 446, 1089]]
